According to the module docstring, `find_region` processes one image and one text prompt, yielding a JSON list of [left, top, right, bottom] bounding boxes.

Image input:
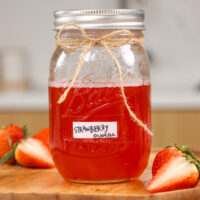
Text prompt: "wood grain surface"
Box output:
[[0, 149, 200, 200]]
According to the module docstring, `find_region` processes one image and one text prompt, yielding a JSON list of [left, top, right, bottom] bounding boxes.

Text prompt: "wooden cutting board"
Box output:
[[0, 149, 200, 200]]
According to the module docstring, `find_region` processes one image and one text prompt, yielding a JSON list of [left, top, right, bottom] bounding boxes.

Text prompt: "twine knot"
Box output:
[[56, 23, 144, 50], [55, 23, 153, 136]]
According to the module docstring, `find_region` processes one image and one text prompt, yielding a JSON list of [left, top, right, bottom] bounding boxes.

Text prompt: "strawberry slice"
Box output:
[[152, 146, 182, 176], [33, 128, 50, 149], [148, 145, 200, 193], [15, 138, 54, 168]]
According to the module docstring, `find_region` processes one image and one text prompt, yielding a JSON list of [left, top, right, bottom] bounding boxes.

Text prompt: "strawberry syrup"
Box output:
[[49, 82, 151, 182]]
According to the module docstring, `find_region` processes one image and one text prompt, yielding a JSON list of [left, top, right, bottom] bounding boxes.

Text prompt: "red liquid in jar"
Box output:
[[49, 83, 151, 182]]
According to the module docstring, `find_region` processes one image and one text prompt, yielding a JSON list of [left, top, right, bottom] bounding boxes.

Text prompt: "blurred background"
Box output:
[[0, 0, 200, 148]]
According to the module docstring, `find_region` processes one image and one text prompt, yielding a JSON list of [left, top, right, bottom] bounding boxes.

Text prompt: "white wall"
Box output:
[[2, 0, 200, 92], [0, 0, 120, 89], [127, 0, 200, 91]]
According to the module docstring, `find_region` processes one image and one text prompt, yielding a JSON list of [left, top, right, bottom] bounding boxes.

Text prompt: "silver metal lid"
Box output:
[[54, 9, 144, 30]]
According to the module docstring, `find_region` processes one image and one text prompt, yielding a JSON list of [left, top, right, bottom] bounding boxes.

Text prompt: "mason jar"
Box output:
[[49, 9, 151, 183]]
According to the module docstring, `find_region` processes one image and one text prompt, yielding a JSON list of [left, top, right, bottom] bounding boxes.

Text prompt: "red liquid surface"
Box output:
[[49, 84, 151, 182]]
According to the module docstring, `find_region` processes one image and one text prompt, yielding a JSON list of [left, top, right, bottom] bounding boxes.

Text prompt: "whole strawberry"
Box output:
[[0, 125, 25, 164], [33, 128, 50, 149], [15, 138, 54, 168], [148, 145, 200, 193]]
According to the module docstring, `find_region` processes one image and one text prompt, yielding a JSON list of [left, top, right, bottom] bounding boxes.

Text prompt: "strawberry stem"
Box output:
[[7, 135, 13, 148], [22, 125, 30, 138]]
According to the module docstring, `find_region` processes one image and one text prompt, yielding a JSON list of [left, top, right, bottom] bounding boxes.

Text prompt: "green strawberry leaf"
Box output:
[[0, 125, 6, 129], [0, 149, 15, 163], [177, 145, 200, 178], [7, 135, 13, 148], [0, 140, 19, 164], [165, 145, 173, 149], [180, 145, 198, 160], [12, 142, 19, 150], [196, 160, 200, 177], [22, 125, 30, 138]]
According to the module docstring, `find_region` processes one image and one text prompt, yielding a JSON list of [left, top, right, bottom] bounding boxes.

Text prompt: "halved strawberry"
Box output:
[[148, 145, 200, 193], [152, 146, 183, 176], [33, 128, 49, 149], [15, 138, 54, 168]]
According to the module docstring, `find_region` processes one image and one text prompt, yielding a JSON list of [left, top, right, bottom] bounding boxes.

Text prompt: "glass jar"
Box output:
[[49, 9, 151, 183]]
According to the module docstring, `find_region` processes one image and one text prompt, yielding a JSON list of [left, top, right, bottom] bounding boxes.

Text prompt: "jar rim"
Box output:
[[54, 9, 145, 30]]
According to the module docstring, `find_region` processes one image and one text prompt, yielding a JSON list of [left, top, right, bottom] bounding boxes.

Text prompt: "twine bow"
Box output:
[[56, 23, 153, 136]]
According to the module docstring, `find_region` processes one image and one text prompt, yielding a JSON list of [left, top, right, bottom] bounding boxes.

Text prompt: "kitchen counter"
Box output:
[[152, 88, 200, 110], [0, 90, 48, 111], [0, 88, 200, 111]]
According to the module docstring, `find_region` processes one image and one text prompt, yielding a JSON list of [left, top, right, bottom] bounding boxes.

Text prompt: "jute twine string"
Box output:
[[56, 23, 153, 136]]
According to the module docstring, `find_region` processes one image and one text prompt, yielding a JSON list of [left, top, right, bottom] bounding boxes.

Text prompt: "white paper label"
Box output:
[[73, 122, 117, 139]]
